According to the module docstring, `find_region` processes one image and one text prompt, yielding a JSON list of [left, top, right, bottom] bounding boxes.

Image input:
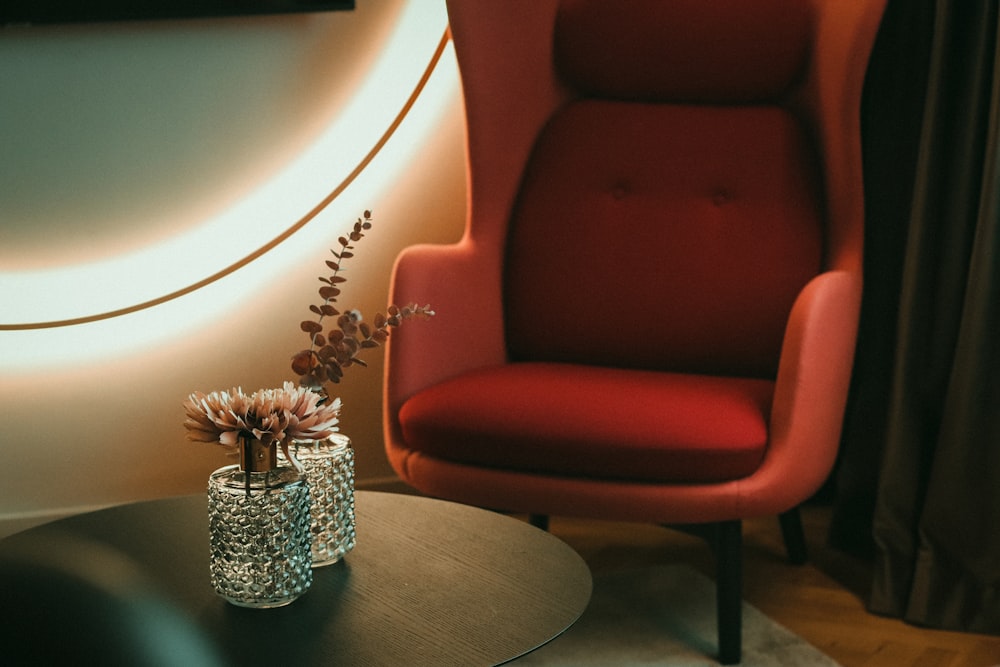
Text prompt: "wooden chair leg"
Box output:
[[528, 514, 549, 531], [779, 507, 807, 565], [715, 520, 742, 665]]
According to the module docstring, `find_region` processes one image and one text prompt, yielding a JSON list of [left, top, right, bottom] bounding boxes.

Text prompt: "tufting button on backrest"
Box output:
[[712, 189, 731, 206], [612, 181, 630, 200]]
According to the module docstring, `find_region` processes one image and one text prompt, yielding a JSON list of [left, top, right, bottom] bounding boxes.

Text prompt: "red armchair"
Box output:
[[384, 1, 886, 663]]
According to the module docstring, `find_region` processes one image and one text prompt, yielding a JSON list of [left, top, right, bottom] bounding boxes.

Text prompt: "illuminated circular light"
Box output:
[[0, 2, 449, 330], [0, 3, 459, 371]]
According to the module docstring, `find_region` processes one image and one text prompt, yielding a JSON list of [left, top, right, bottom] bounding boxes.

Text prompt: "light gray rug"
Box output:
[[513, 565, 839, 666]]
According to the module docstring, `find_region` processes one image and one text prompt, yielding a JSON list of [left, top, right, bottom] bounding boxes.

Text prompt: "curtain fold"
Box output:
[[833, 0, 1000, 633]]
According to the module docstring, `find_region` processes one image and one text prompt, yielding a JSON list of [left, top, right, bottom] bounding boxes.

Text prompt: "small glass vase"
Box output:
[[283, 433, 356, 567], [207, 437, 313, 608]]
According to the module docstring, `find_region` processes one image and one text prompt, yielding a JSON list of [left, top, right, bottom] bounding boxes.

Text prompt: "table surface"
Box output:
[[0, 491, 591, 666]]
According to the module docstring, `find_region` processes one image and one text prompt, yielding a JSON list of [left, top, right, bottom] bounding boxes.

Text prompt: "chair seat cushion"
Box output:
[[398, 363, 774, 483]]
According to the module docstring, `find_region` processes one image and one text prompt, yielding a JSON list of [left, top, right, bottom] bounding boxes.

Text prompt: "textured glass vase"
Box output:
[[283, 433, 356, 567], [207, 437, 313, 608]]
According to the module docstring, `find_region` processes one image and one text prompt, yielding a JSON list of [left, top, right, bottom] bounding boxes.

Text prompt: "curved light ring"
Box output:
[[0, 21, 451, 331], [0, 35, 459, 373]]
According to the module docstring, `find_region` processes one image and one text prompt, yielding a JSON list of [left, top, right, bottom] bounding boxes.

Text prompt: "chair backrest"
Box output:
[[502, 0, 828, 379]]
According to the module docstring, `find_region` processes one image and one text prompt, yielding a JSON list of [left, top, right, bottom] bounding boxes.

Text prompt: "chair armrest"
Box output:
[[384, 237, 508, 422], [749, 269, 862, 512]]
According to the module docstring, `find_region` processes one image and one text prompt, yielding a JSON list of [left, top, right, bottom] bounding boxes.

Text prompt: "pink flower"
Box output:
[[183, 382, 340, 449]]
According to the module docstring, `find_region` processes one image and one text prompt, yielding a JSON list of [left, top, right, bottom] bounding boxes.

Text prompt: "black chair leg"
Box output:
[[528, 514, 549, 531], [778, 507, 807, 565], [715, 520, 742, 665]]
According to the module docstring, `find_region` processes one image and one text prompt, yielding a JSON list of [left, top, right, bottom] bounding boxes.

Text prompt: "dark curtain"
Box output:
[[831, 0, 1000, 633]]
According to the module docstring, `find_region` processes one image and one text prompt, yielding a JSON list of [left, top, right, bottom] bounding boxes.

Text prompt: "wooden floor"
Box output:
[[540, 504, 1000, 667]]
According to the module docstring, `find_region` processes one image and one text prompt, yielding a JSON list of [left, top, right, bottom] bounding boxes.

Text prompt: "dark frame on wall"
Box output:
[[1, 0, 354, 26]]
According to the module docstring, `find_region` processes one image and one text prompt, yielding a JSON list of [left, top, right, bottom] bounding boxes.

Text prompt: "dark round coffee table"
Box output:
[[0, 491, 591, 666]]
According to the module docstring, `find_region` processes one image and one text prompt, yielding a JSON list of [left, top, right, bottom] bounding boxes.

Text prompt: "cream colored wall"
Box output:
[[0, 1, 466, 536]]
